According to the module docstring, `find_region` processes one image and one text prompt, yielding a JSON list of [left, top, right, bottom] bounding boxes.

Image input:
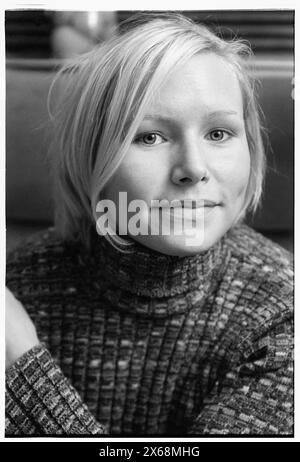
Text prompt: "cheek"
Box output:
[[216, 144, 251, 200], [105, 156, 159, 203], [114, 153, 168, 201]]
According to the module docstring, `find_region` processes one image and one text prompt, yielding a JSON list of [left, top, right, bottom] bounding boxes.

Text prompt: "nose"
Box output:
[[171, 138, 209, 186]]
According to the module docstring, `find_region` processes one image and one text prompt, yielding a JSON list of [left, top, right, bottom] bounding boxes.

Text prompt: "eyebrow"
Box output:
[[142, 110, 239, 123], [206, 110, 239, 119]]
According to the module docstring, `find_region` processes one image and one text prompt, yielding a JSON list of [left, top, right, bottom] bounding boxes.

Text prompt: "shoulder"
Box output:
[[222, 222, 293, 328], [225, 222, 293, 286], [226, 222, 293, 268], [7, 227, 74, 272], [221, 223, 293, 376], [7, 227, 66, 262], [6, 228, 87, 302]]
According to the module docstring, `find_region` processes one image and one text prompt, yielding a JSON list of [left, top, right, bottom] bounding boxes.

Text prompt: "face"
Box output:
[[102, 52, 251, 256]]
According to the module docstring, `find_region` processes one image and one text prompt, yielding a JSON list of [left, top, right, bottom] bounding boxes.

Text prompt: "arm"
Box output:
[[6, 343, 108, 435], [187, 316, 293, 435], [5, 288, 107, 436]]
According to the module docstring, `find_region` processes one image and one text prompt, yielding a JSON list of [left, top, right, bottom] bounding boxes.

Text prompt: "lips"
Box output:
[[153, 199, 220, 209], [178, 199, 219, 208], [166, 206, 216, 223]]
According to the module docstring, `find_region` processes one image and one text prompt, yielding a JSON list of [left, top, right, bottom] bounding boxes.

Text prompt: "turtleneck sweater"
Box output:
[[5, 222, 293, 436]]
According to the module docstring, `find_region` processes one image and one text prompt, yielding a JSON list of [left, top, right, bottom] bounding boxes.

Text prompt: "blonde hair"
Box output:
[[49, 11, 266, 248]]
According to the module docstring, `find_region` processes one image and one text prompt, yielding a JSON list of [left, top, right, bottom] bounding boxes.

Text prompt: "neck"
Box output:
[[88, 231, 232, 317]]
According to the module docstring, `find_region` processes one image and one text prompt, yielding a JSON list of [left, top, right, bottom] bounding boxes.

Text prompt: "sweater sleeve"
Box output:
[[5, 343, 108, 436], [186, 315, 293, 436]]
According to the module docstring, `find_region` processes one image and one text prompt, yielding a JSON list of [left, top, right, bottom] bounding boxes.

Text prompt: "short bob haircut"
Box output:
[[49, 11, 266, 248]]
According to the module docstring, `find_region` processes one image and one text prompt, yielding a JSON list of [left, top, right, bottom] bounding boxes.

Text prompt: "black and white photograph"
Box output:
[[4, 6, 294, 441]]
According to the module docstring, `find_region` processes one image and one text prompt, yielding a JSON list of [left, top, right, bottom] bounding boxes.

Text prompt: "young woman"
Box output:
[[5, 12, 293, 436]]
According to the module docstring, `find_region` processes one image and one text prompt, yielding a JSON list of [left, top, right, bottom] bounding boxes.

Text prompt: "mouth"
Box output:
[[152, 199, 221, 210], [177, 199, 220, 209], [153, 202, 220, 224]]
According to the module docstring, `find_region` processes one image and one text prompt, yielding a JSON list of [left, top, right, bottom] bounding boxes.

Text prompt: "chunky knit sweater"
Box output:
[[5, 222, 293, 436]]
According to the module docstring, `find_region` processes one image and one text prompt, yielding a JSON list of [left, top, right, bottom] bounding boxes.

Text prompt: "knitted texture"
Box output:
[[5, 222, 294, 436]]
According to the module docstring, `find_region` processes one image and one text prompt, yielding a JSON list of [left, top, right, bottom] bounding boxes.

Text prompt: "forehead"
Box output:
[[147, 52, 244, 117]]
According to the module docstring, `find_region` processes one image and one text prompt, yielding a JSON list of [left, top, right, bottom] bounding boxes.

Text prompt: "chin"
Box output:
[[133, 232, 223, 257], [130, 209, 238, 257]]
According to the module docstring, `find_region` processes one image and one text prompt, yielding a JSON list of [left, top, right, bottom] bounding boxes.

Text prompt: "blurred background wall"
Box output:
[[6, 10, 294, 252]]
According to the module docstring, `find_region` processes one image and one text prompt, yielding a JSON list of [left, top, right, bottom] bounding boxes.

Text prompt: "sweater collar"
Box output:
[[90, 229, 231, 302]]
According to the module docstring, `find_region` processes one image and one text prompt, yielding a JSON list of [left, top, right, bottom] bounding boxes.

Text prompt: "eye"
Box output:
[[207, 129, 232, 142], [134, 132, 165, 146]]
